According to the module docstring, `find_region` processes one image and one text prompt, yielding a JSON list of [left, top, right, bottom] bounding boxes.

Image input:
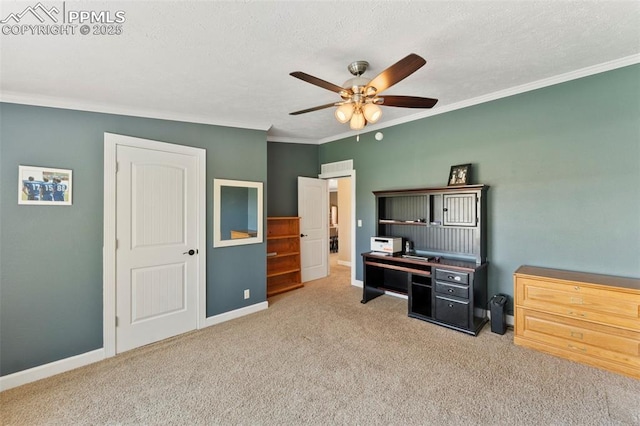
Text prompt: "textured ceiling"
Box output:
[[1, 1, 639, 143]]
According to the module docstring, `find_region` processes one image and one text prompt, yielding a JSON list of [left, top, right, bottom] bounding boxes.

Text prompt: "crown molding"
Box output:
[[0, 91, 272, 132], [2, 54, 637, 143], [317, 54, 640, 144]]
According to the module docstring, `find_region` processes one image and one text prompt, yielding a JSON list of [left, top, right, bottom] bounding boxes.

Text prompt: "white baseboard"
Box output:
[[351, 279, 407, 299], [202, 301, 269, 328], [1, 299, 508, 392], [505, 313, 515, 327], [337, 260, 351, 267], [386, 291, 408, 300], [1, 302, 268, 392], [0, 348, 105, 392]]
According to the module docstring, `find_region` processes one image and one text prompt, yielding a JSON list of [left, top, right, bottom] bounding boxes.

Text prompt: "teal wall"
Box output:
[[0, 103, 267, 376], [267, 142, 319, 216], [1, 65, 638, 377], [319, 65, 640, 311]]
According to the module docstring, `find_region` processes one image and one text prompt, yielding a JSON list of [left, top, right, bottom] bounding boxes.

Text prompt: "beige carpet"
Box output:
[[2, 258, 639, 425]]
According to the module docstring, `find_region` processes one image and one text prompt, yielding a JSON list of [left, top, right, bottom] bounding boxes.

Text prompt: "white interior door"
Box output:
[[298, 176, 328, 282], [116, 144, 199, 353]]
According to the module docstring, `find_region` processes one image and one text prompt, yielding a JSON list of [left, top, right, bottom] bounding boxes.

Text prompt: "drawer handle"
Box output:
[[448, 288, 454, 293], [567, 311, 587, 318], [448, 303, 454, 308], [570, 331, 583, 339], [574, 286, 581, 291], [568, 344, 587, 352], [448, 275, 461, 281]]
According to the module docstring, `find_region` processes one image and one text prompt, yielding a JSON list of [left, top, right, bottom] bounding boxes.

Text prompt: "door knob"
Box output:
[[183, 249, 197, 255]]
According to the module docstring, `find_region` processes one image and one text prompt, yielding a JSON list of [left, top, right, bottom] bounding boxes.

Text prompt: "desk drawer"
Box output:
[[435, 281, 469, 299], [435, 295, 469, 329], [435, 269, 469, 284]]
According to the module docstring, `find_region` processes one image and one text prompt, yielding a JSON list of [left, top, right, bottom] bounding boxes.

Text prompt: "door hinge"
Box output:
[[116, 162, 119, 173], [115, 316, 119, 327], [115, 239, 119, 249]]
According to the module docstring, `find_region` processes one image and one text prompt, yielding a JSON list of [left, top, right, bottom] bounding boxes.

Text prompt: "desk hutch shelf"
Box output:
[[362, 184, 489, 335]]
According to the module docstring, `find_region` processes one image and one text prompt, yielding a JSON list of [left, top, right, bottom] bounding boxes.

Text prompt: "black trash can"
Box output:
[[490, 294, 508, 335]]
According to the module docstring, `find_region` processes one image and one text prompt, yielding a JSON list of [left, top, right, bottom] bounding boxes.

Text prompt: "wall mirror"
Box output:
[[213, 179, 263, 247]]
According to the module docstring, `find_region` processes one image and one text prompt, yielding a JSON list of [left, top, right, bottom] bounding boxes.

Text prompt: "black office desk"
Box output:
[[362, 252, 489, 335]]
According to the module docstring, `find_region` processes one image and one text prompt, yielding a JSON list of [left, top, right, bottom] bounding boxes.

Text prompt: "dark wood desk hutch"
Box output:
[[362, 185, 489, 335]]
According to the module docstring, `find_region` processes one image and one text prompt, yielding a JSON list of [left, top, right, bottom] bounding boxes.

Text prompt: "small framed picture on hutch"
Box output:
[[448, 163, 472, 186]]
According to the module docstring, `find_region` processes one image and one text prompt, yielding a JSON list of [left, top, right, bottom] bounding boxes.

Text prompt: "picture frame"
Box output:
[[447, 163, 472, 186], [18, 165, 72, 205]]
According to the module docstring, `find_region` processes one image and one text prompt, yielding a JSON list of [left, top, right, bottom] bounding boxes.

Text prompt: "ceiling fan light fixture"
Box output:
[[350, 111, 365, 130], [289, 54, 437, 134], [335, 104, 354, 123], [362, 103, 382, 123]]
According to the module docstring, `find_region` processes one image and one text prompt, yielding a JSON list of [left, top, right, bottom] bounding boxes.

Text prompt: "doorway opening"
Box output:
[[327, 177, 352, 280], [318, 158, 355, 286]]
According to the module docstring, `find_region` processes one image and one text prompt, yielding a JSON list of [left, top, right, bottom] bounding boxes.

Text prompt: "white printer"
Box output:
[[370, 237, 402, 255]]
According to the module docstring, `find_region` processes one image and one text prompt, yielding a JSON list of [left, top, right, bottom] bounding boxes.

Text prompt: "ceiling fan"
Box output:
[[289, 53, 438, 131]]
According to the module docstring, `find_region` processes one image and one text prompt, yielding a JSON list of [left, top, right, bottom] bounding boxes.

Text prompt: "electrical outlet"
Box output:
[[244, 289, 250, 299], [357, 219, 362, 227]]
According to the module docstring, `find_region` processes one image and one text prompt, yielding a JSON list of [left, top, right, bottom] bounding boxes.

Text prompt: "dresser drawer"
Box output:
[[516, 307, 640, 370], [515, 276, 640, 331], [435, 268, 469, 285], [435, 281, 469, 299], [435, 295, 469, 329]]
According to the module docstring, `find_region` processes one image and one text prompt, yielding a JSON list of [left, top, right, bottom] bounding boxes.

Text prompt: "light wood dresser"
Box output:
[[514, 265, 640, 379]]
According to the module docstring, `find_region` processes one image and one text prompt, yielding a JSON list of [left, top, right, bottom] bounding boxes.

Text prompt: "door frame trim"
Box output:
[[318, 167, 356, 287], [103, 133, 206, 357]]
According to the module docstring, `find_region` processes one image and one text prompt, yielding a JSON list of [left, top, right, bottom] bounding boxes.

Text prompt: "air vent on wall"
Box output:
[[321, 159, 353, 175]]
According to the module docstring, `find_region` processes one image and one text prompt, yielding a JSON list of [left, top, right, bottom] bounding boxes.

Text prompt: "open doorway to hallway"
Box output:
[[328, 177, 352, 280]]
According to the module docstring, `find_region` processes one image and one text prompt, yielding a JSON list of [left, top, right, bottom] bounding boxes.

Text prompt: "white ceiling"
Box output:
[[1, 1, 639, 144]]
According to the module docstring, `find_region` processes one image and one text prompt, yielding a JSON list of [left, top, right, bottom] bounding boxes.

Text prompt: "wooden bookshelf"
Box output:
[[267, 217, 302, 297]]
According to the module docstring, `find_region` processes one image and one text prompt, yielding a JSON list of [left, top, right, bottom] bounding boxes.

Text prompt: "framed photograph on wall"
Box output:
[[18, 165, 73, 205], [447, 163, 472, 186]]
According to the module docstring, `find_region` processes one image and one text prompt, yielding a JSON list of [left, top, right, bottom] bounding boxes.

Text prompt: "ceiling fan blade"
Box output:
[[290, 71, 351, 95], [290, 102, 338, 115], [366, 54, 427, 94], [379, 95, 438, 108]]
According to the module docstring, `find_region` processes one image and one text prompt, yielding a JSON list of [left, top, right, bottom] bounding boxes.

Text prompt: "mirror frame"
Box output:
[[213, 178, 263, 248]]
